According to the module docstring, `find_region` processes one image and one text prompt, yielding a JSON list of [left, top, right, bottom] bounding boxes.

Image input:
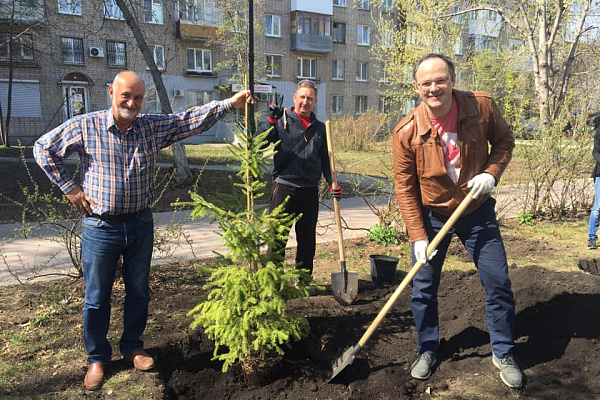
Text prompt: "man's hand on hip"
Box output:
[[467, 172, 496, 199], [66, 186, 96, 215]]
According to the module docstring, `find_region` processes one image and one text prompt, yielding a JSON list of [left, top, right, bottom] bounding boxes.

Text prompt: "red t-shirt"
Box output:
[[430, 97, 461, 184], [294, 110, 311, 130]]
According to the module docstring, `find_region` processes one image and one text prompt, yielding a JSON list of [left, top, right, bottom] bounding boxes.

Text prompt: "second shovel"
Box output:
[[325, 120, 358, 306]]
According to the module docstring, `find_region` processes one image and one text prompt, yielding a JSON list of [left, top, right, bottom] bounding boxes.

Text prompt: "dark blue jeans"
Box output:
[[411, 197, 515, 358], [81, 210, 154, 364]]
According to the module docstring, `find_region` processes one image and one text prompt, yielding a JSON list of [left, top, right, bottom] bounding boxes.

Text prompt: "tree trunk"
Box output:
[[115, 0, 194, 183]]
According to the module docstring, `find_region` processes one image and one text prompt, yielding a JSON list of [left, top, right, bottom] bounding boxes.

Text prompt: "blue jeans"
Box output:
[[411, 197, 515, 359], [588, 177, 600, 240], [81, 210, 154, 364]]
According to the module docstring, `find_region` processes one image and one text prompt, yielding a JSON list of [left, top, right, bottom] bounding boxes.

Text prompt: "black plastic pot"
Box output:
[[369, 254, 399, 284]]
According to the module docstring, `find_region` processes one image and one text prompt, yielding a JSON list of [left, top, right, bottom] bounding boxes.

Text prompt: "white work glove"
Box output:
[[412, 239, 437, 264], [467, 172, 496, 199]]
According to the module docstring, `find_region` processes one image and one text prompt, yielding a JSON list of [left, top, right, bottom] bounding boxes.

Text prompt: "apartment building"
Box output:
[[0, 0, 505, 144]]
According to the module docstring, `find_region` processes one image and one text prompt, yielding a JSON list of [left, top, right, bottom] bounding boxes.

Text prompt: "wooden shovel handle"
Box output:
[[357, 192, 475, 348], [325, 120, 346, 265]]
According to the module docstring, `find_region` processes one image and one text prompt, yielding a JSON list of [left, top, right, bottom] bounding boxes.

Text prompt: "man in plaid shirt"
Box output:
[[34, 70, 254, 391]]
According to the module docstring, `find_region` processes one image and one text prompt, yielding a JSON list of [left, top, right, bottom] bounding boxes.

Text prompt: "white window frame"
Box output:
[[58, 0, 82, 15], [332, 22, 346, 43], [187, 48, 212, 72], [357, 0, 369, 10], [382, 0, 393, 13], [356, 62, 368, 82], [265, 54, 282, 77], [297, 57, 316, 79], [331, 95, 344, 115], [379, 96, 391, 114], [379, 63, 390, 83], [104, 0, 124, 20], [61, 37, 84, 64], [357, 25, 370, 46], [144, 0, 163, 24], [183, 0, 223, 24], [380, 28, 393, 48], [333, 0, 346, 6], [189, 90, 215, 106], [107, 41, 126, 67], [332, 60, 345, 80], [151, 45, 165, 70], [355, 95, 367, 115], [265, 14, 281, 37]]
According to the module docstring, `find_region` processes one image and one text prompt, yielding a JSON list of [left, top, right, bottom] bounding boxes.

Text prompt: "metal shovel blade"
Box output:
[[331, 267, 358, 306], [329, 344, 361, 381]]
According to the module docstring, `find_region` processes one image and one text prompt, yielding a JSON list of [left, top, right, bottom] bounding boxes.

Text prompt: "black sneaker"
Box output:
[[588, 239, 597, 249], [493, 353, 523, 389]]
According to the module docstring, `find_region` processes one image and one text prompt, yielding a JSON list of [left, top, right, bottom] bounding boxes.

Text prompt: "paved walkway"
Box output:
[[0, 157, 391, 285], [0, 155, 559, 286]]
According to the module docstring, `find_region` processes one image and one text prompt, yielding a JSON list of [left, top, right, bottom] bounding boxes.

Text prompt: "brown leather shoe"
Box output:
[[124, 349, 155, 371], [83, 362, 104, 391]]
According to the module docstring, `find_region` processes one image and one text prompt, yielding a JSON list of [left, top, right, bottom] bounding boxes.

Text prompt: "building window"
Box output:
[[107, 41, 126, 67], [356, 62, 368, 82], [61, 37, 84, 64], [382, 0, 393, 13], [104, 0, 124, 19], [332, 60, 345, 80], [453, 6, 462, 24], [379, 63, 390, 83], [0, 33, 34, 61], [355, 96, 367, 115], [265, 54, 282, 77], [144, 89, 160, 113], [187, 48, 212, 72], [332, 22, 346, 43], [379, 96, 391, 114], [357, 0, 369, 10], [183, 0, 223, 24], [297, 57, 316, 79], [380, 28, 393, 48], [331, 95, 344, 115], [266, 14, 281, 37], [144, 0, 163, 24], [454, 36, 463, 55], [291, 12, 331, 36], [333, 0, 346, 6], [189, 90, 215, 106], [58, 0, 81, 15], [151, 45, 165, 70], [357, 25, 370, 46]]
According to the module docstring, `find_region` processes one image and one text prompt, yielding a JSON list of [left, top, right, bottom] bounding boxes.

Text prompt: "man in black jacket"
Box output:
[[258, 80, 341, 279]]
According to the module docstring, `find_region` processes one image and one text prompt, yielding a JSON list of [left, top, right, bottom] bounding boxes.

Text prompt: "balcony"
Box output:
[[176, 20, 219, 41], [291, 33, 332, 53]]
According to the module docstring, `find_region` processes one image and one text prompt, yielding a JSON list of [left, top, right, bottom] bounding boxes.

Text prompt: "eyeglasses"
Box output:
[[417, 77, 451, 90], [297, 79, 317, 89]]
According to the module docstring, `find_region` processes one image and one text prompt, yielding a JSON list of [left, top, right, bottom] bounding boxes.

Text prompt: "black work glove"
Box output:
[[267, 95, 284, 123]]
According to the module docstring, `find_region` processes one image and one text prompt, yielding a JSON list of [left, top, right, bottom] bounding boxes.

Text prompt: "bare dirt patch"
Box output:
[[2, 235, 600, 400]]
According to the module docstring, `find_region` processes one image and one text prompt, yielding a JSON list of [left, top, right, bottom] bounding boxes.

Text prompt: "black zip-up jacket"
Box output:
[[257, 107, 332, 188]]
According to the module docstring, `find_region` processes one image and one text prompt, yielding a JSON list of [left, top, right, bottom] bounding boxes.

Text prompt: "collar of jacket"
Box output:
[[413, 89, 480, 137]]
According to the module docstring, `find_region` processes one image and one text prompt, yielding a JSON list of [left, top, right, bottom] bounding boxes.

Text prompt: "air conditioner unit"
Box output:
[[173, 89, 184, 97], [258, 93, 270, 102], [89, 46, 104, 58]]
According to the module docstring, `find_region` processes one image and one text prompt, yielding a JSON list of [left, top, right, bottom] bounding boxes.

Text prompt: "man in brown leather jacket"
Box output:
[[393, 53, 523, 388]]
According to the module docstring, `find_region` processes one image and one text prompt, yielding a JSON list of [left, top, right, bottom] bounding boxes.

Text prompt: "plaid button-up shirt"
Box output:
[[34, 100, 234, 216]]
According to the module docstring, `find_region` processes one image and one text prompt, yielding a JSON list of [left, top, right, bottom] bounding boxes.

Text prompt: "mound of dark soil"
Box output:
[[160, 265, 600, 400]]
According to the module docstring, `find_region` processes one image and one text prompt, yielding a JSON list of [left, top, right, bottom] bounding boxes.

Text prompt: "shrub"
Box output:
[[330, 110, 390, 151], [367, 223, 400, 245]]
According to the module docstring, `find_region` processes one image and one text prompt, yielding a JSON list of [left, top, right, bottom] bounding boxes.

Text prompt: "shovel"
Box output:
[[325, 120, 359, 306], [330, 192, 474, 381]]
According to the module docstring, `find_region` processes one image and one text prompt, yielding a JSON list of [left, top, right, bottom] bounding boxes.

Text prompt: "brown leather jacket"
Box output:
[[392, 89, 514, 242]]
